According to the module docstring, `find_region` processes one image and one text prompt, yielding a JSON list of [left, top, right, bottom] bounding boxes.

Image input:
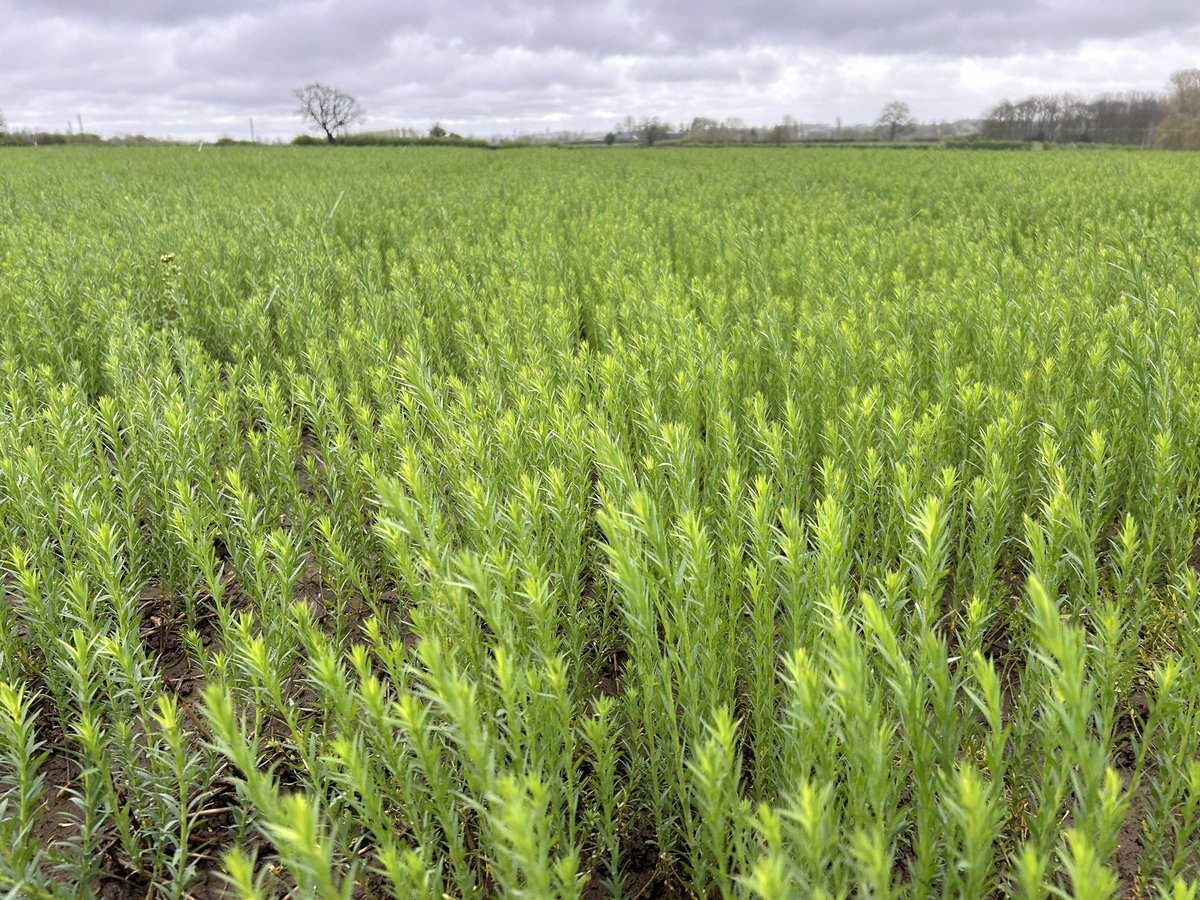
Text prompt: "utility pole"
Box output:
[[77, 114, 84, 135]]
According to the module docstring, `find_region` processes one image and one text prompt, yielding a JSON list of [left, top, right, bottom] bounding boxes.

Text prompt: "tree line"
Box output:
[[613, 69, 1200, 149], [981, 69, 1200, 148]]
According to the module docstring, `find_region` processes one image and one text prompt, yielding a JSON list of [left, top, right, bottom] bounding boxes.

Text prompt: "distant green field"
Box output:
[[2, 146, 1200, 897]]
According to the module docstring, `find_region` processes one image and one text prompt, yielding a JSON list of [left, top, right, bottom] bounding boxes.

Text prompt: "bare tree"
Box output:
[[294, 82, 364, 143], [985, 90, 1165, 144], [876, 100, 915, 141], [1169, 68, 1200, 117]]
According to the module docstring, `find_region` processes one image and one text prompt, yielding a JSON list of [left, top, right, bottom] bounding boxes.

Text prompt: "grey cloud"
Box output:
[[626, 55, 783, 85], [632, 0, 1200, 56], [176, 3, 431, 79], [628, 57, 742, 84], [7, 0, 258, 25]]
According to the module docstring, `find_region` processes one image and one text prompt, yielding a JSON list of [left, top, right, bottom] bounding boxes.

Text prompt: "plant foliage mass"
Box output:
[[1, 146, 1200, 897]]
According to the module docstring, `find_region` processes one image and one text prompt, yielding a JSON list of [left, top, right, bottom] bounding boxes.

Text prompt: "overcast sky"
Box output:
[[2, 0, 1198, 140]]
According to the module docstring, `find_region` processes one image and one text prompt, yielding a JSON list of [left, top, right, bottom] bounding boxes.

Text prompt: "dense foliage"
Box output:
[[1, 146, 1200, 897]]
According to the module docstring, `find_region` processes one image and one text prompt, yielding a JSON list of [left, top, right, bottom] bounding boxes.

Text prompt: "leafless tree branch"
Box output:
[[294, 82, 364, 143]]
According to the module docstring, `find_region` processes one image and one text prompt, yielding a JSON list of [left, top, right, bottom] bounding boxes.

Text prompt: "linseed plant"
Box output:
[[1, 145, 1200, 897]]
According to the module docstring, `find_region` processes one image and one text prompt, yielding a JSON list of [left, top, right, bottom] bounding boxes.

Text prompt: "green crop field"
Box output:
[[2, 146, 1200, 898]]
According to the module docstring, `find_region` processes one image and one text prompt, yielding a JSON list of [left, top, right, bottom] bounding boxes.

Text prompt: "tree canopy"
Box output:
[[876, 101, 915, 141]]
